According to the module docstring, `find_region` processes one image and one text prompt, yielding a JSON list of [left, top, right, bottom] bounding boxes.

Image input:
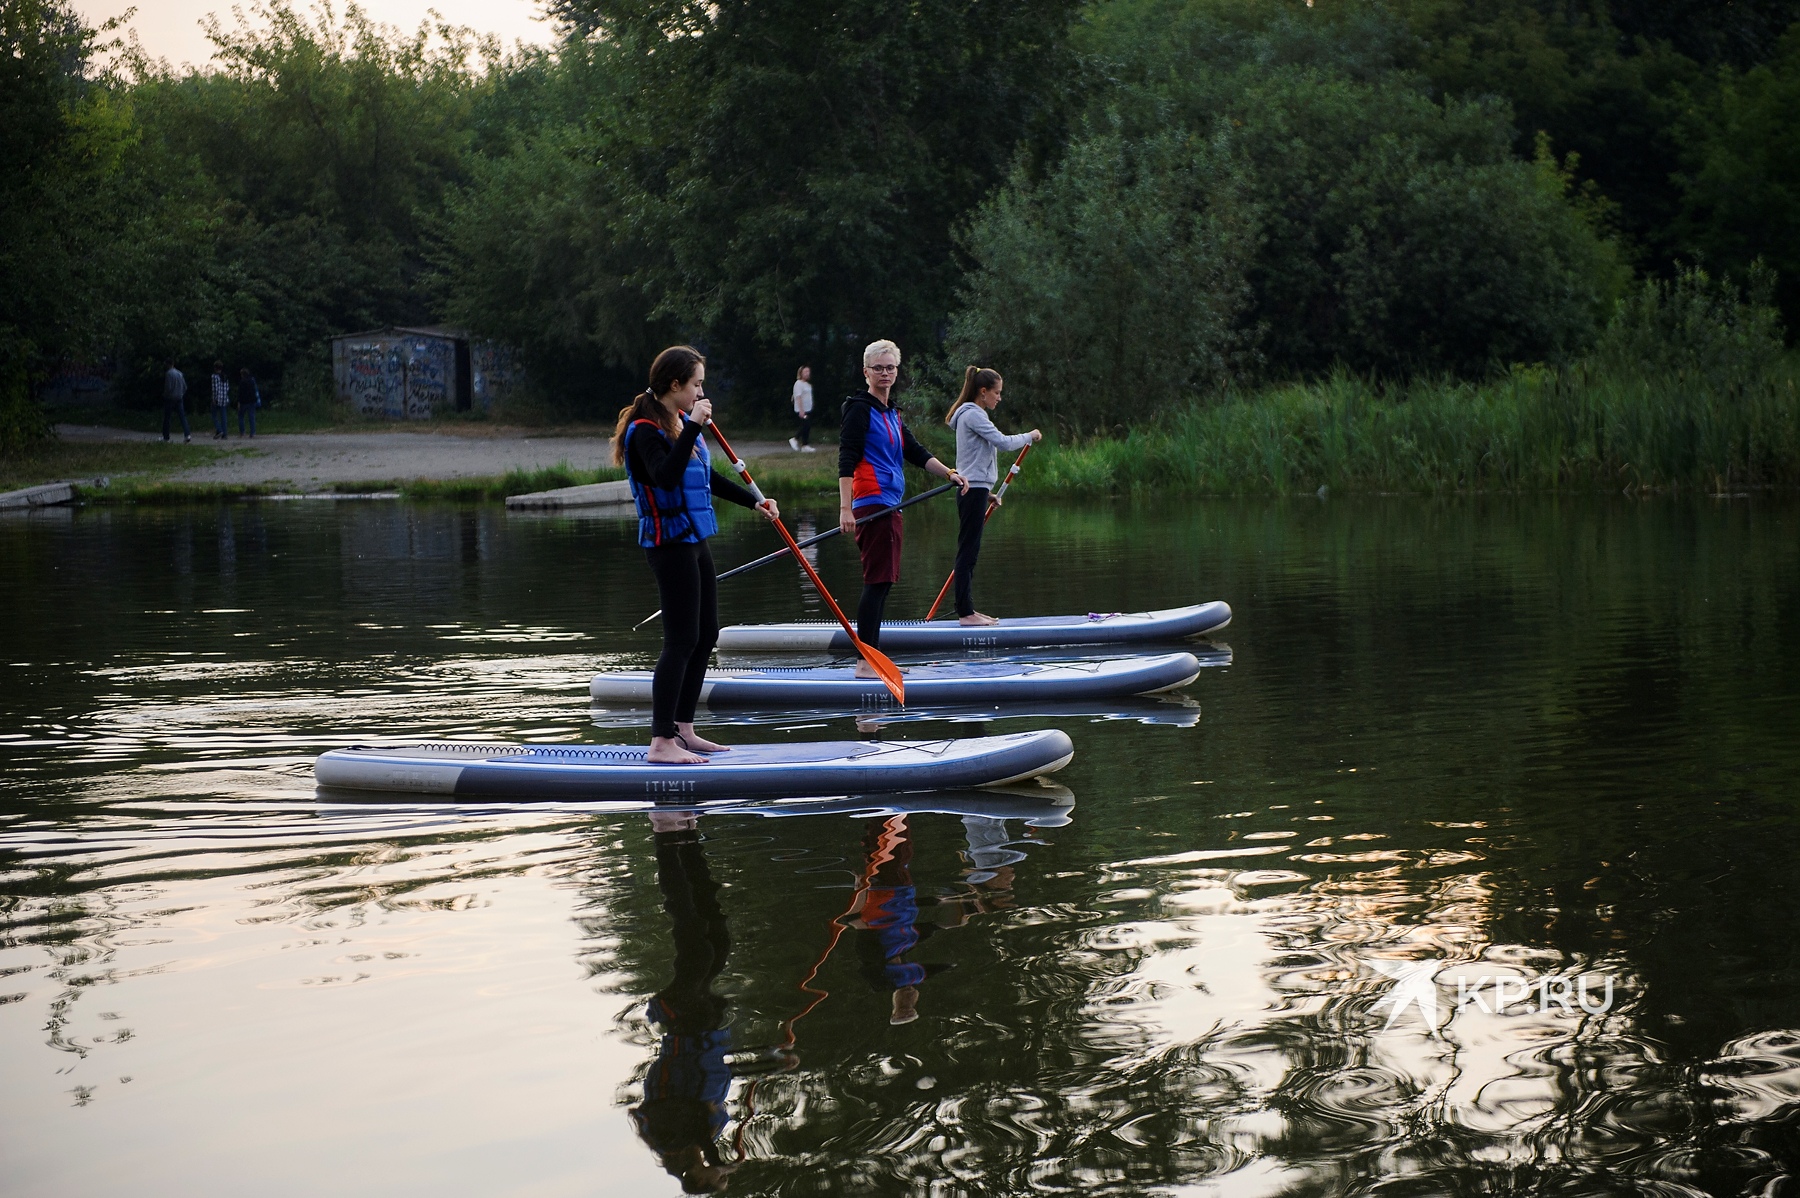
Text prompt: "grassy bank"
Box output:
[[1032, 362, 1800, 496], [1, 438, 227, 493]]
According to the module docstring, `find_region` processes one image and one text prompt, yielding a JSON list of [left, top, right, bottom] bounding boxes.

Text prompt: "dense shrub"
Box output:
[[948, 128, 1254, 434]]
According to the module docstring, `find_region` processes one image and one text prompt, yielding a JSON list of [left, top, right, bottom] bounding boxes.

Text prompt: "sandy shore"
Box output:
[[55, 424, 799, 490]]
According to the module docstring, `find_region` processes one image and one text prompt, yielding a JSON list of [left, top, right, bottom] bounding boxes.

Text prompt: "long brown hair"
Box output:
[[945, 365, 1002, 425], [612, 345, 706, 465]]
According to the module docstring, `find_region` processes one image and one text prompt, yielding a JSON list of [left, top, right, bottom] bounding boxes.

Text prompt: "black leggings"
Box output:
[[645, 540, 719, 738], [953, 486, 990, 617], [857, 582, 892, 648]]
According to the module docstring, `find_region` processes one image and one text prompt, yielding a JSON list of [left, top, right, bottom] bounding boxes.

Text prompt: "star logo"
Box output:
[[1368, 958, 1446, 1036]]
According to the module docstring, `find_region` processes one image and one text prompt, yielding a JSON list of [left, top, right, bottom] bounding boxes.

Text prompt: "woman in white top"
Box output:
[[945, 366, 1041, 625], [789, 365, 815, 451]]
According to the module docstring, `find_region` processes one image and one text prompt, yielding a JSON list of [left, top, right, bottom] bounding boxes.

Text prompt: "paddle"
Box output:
[[631, 482, 955, 630], [703, 419, 906, 704], [925, 442, 1033, 621]]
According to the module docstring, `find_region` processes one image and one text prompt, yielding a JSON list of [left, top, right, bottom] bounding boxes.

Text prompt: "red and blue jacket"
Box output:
[[838, 392, 934, 512]]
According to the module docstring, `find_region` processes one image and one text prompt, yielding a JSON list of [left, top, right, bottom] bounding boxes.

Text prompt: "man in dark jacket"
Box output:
[[837, 339, 965, 666], [161, 360, 190, 443]]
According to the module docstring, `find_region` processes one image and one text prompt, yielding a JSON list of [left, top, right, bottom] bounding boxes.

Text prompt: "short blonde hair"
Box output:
[[862, 339, 902, 367]]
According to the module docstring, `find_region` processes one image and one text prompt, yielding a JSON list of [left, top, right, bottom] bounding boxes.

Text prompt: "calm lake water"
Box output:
[[2, 494, 1797, 1197]]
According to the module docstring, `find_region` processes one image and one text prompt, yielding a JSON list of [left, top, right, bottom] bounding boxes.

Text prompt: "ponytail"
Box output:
[[611, 388, 665, 465], [611, 345, 706, 465], [946, 365, 1002, 425]]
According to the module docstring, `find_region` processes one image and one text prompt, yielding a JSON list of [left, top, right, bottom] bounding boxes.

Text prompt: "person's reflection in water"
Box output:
[[960, 815, 1027, 889], [631, 811, 738, 1194], [848, 814, 1016, 1025]]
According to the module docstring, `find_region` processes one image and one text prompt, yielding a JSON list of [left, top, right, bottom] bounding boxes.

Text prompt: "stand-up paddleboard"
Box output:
[[314, 783, 1077, 826], [714, 641, 1234, 671], [588, 695, 1203, 729], [314, 730, 1074, 799], [588, 652, 1202, 708], [714, 601, 1232, 653]]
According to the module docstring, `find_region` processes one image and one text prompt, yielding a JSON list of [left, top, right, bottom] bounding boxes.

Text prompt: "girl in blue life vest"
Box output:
[[613, 346, 780, 764]]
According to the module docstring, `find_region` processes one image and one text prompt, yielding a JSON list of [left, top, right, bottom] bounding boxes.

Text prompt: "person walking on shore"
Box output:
[[789, 365, 815, 451], [161, 360, 191, 443], [838, 339, 966, 667], [946, 367, 1040, 626], [237, 367, 260, 438], [209, 361, 230, 439], [616, 345, 781, 765]]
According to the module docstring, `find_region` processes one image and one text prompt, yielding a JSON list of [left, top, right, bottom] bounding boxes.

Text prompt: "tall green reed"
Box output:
[[1034, 267, 1798, 495]]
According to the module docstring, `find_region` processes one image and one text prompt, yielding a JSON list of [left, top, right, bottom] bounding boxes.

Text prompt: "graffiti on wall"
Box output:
[[470, 342, 521, 409], [344, 341, 404, 418], [335, 328, 518, 419], [404, 338, 451, 419]]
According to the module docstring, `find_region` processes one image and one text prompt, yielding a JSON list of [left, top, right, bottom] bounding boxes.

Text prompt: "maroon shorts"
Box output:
[[853, 510, 903, 584]]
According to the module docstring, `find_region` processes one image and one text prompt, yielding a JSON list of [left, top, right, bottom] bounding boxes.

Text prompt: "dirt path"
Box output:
[[55, 424, 800, 490]]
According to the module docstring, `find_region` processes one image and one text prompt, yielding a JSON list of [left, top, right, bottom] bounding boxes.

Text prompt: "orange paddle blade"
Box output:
[[850, 638, 906, 705], [703, 418, 906, 706], [770, 518, 905, 704]]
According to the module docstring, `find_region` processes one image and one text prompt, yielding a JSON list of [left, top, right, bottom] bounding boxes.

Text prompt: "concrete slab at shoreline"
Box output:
[[505, 480, 632, 509], [0, 481, 76, 509]]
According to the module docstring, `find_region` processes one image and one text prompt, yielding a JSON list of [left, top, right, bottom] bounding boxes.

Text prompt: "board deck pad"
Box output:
[[314, 730, 1075, 799], [588, 652, 1203, 708], [714, 601, 1231, 653]]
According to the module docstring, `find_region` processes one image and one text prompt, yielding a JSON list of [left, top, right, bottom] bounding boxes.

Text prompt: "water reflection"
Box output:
[[846, 815, 1015, 1026], [2, 496, 1798, 1196], [634, 811, 748, 1194]]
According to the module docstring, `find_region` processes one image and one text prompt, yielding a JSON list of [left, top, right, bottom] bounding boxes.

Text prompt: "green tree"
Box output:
[[1673, 25, 1800, 325], [0, 0, 136, 447], [950, 128, 1254, 434], [118, 1, 493, 400], [540, 0, 1083, 416], [956, 0, 1626, 412]]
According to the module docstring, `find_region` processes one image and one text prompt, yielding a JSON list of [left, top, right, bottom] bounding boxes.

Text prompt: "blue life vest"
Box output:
[[627, 418, 719, 548], [850, 402, 908, 511]]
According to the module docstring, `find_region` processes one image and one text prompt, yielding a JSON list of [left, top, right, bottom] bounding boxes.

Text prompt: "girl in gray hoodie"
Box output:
[[946, 367, 1041, 625]]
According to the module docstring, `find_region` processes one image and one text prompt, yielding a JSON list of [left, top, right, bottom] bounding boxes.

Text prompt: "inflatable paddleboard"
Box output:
[[314, 730, 1074, 799], [315, 783, 1077, 826], [588, 652, 1201, 708], [714, 601, 1231, 653], [588, 695, 1203, 729], [714, 641, 1234, 671]]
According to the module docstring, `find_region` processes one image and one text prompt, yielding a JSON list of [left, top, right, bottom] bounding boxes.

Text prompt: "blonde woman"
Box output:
[[945, 367, 1040, 625], [838, 339, 966, 663]]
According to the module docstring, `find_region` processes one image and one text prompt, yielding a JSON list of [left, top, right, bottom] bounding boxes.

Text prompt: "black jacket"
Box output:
[[837, 391, 934, 481]]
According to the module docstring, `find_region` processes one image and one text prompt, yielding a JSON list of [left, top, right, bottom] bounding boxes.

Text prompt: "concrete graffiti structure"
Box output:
[[329, 327, 521, 419]]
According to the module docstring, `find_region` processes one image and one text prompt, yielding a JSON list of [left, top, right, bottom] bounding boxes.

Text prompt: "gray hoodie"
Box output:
[[950, 403, 1033, 488]]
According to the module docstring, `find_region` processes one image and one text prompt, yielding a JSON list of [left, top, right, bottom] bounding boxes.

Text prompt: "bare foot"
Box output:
[[676, 726, 731, 753], [959, 612, 1000, 626], [647, 736, 707, 764], [854, 660, 895, 680]]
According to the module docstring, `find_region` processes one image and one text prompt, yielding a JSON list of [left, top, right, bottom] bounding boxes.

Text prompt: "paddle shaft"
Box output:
[[924, 443, 1033, 621], [631, 483, 958, 629], [720, 482, 952, 583], [703, 420, 905, 704]]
